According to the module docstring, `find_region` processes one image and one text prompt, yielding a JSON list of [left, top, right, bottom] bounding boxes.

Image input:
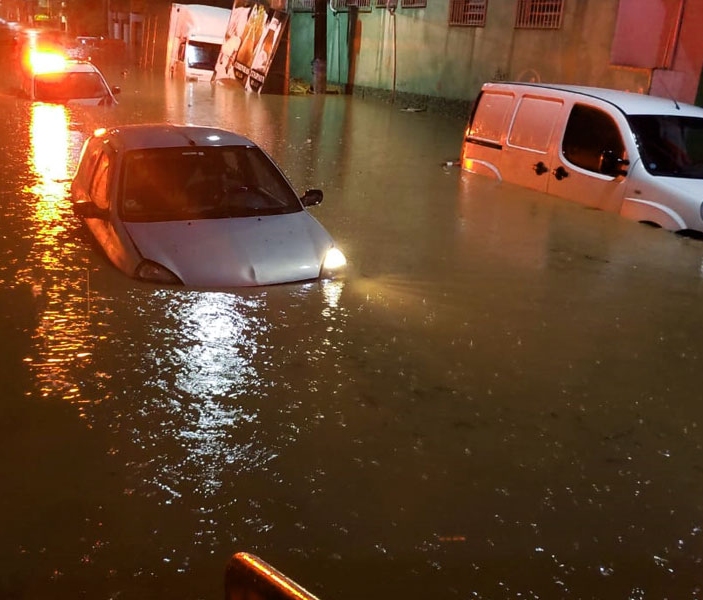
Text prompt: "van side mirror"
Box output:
[[599, 149, 629, 177]]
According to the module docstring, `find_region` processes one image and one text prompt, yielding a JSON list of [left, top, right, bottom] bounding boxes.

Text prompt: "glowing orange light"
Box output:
[[28, 50, 67, 75]]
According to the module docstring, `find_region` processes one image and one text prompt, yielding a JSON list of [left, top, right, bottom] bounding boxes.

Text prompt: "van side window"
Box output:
[[508, 96, 563, 152], [562, 104, 625, 173], [469, 92, 514, 145], [89, 152, 111, 210]]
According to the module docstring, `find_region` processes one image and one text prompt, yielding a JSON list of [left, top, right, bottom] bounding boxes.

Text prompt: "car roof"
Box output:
[[482, 82, 703, 118], [35, 60, 102, 75], [63, 60, 101, 73], [99, 124, 255, 152]]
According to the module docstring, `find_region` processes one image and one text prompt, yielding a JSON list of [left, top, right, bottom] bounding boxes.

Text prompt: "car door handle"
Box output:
[[553, 166, 569, 180], [533, 161, 549, 175]]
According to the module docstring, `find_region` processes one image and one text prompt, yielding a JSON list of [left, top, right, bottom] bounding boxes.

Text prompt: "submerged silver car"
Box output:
[[22, 57, 120, 105], [70, 124, 346, 286]]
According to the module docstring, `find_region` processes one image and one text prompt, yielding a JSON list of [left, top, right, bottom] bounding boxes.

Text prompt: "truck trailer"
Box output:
[[166, 3, 231, 82]]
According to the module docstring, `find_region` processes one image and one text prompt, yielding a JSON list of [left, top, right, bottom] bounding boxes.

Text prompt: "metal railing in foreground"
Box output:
[[225, 552, 321, 600]]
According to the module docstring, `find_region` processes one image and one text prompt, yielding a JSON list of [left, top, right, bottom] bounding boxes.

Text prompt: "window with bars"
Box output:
[[515, 0, 563, 29], [332, 0, 373, 10], [290, 0, 314, 11], [449, 0, 487, 26], [375, 0, 388, 6], [401, 0, 427, 7]]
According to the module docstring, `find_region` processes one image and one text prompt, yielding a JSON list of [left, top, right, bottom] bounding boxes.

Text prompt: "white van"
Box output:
[[461, 82, 703, 235]]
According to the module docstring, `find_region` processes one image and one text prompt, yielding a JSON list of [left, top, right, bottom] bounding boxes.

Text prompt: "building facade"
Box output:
[[5, 0, 701, 112], [288, 0, 703, 113]]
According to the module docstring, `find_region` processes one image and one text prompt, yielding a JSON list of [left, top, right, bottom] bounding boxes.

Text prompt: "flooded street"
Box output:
[[3, 49, 703, 600]]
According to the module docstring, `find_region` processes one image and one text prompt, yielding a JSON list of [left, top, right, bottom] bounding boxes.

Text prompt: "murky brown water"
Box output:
[[2, 42, 703, 599]]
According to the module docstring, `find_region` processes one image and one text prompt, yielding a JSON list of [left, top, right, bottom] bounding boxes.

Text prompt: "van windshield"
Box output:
[[628, 115, 703, 178]]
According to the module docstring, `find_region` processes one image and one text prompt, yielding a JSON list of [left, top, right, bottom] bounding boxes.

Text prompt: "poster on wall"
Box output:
[[213, 2, 288, 93]]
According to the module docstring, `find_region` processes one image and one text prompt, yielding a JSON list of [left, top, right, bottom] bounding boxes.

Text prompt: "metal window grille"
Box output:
[[515, 0, 563, 29], [290, 0, 314, 11], [331, 0, 372, 10], [375, 0, 388, 6], [401, 0, 427, 7], [449, 0, 487, 26]]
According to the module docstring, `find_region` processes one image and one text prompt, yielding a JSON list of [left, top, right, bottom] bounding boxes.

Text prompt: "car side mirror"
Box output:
[[73, 201, 109, 220], [599, 149, 629, 177], [301, 188, 323, 207]]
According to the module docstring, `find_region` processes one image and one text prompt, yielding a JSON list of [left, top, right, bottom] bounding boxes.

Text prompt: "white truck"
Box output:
[[166, 3, 231, 82]]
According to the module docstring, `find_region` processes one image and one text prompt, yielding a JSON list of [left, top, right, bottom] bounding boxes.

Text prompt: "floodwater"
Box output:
[[2, 45, 703, 600]]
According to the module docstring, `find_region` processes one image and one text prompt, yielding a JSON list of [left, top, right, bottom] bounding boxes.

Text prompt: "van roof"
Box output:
[[482, 82, 703, 118]]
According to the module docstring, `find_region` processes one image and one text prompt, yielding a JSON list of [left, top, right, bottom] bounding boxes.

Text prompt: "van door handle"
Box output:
[[553, 166, 569, 180], [533, 161, 549, 175]]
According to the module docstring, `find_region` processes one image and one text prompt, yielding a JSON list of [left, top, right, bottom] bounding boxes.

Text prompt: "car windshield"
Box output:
[[628, 114, 703, 178], [119, 146, 303, 222], [34, 71, 108, 101]]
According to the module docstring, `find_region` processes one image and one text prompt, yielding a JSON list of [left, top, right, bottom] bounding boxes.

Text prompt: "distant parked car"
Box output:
[[66, 36, 104, 60], [21, 52, 120, 105], [70, 124, 347, 287]]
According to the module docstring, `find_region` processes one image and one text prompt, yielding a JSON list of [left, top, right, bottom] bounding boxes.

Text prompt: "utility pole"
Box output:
[[312, 0, 326, 94]]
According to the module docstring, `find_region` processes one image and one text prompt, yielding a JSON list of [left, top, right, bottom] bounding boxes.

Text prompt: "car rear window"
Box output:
[[119, 146, 303, 222]]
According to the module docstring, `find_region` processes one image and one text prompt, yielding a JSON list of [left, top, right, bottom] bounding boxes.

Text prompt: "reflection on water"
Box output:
[[137, 290, 271, 500], [19, 103, 93, 405], [321, 279, 344, 311], [108, 282, 347, 505]]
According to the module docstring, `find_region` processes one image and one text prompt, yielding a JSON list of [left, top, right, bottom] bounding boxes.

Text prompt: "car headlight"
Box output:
[[321, 247, 346, 278], [136, 260, 183, 284]]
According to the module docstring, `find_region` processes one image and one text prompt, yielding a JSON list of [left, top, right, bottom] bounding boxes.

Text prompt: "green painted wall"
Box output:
[[289, 1, 652, 104], [289, 8, 351, 87]]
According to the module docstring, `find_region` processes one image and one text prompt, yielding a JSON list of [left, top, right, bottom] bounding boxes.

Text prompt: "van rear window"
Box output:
[[469, 92, 514, 144], [508, 96, 563, 152]]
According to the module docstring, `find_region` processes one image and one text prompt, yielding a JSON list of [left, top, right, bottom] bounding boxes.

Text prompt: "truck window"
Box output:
[[508, 96, 563, 153], [186, 41, 221, 71], [562, 104, 625, 173], [468, 91, 514, 145]]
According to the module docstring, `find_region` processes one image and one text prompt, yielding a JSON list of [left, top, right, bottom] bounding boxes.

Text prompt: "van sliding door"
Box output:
[[502, 95, 564, 192]]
